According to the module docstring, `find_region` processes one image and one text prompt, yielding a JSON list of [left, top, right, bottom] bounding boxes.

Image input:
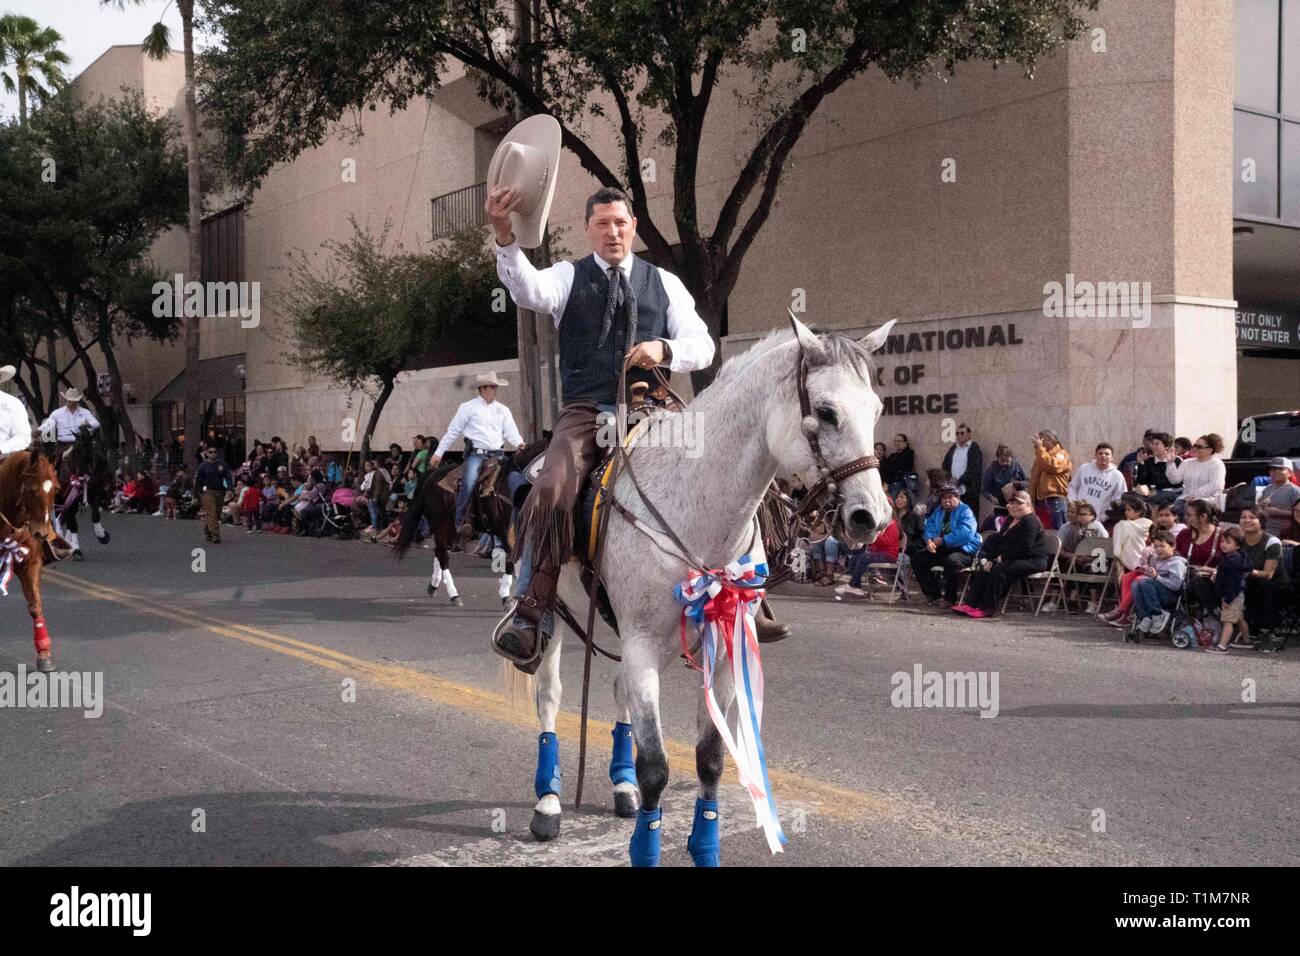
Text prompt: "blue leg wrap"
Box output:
[[629, 807, 662, 867], [609, 721, 637, 787], [534, 732, 561, 799], [686, 798, 721, 867]]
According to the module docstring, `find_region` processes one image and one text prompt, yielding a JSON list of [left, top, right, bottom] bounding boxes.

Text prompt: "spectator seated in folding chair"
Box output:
[[1127, 529, 1187, 641], [1237, 505, 1290, 654], [953, 491, 1053, 618], [912, 484, 980, 608], [837, 517, 901, 599]]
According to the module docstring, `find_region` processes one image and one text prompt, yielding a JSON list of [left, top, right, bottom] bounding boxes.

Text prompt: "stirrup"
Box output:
[[490, 600, 550, 673]]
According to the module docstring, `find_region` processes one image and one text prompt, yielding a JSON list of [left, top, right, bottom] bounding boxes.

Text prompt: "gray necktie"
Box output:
[[597, 265, 637, 350]]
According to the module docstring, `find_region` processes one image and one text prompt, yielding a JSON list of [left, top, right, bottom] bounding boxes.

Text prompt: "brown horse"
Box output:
[[0, 447, 64, 672]]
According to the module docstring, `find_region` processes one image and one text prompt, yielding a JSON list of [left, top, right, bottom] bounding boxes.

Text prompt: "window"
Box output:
[[430, 183, 488, 240], [201, 205, 246, 285], [1235, 111, 1281, 217], [1236, 0, 1280, 111], [1234, 0, 1300, 224]]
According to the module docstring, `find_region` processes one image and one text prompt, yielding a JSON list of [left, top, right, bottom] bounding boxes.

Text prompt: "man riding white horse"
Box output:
[[38, 387, 108, 559], [485, 117, 789, 669], [430, 371, 523, 540]]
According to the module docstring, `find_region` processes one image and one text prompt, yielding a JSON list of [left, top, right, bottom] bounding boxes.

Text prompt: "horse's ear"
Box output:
[[860, 319, 898, 354], [787, 309, 824, 358]]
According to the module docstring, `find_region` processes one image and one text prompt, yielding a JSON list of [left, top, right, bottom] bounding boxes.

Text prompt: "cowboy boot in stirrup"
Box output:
[[754, 597, 791, 643], [494, 557, 561, 672]]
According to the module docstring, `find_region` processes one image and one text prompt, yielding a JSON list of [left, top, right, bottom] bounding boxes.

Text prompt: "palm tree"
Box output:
[[105, 0, 203, 465], [0, 14, 71, 126]]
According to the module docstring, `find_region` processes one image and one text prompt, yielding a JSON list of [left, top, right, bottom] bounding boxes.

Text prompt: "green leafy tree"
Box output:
[[281, 222, 505, 460], [0, 92, 188, 455], [0, 14, 70, 125], [202, 0, 1097, 387]]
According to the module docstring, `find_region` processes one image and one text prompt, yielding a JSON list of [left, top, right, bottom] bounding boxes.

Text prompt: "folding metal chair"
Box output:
[[1002, 530, 1063, 615], [1058, 535, 1116, 615], [955, 532, 995, 606], [865, 533, 908, 602]]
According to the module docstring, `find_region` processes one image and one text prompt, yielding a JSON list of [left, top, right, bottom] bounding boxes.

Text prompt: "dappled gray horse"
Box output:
[[512, 314, 895, 866]]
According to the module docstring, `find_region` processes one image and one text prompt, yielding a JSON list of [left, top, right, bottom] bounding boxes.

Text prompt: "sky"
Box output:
[[0, 0, 186, 120]]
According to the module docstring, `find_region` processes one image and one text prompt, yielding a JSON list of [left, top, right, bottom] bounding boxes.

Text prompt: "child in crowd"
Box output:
[[380, 498, 409, 546], [240, 476, 263, 532], [1207, 526, 1253, 653], [1059, 501, 1107, 561], [1129, 530, 1187, 635], [1152, 502, 1186, 541]]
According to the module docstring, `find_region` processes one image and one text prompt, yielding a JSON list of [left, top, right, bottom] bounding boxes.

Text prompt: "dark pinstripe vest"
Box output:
[[558, 255, 669, 406]]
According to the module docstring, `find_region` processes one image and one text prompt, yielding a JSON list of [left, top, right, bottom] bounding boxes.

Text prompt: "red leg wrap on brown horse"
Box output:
[[33, 617, 51, 655]]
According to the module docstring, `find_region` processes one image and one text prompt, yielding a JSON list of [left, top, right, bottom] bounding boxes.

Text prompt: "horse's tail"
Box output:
[[500, 659, 535, 712], [391, 478, 429, 561]]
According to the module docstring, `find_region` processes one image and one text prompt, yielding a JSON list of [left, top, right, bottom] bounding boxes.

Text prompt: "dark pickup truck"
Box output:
[[1226, 409, 1300, 488]]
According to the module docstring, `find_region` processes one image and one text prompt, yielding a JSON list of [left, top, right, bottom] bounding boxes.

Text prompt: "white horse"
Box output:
[[514, 315, 895, 865]]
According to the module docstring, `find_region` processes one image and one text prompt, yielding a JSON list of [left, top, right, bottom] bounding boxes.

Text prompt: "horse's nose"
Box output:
[[847, 508, 876, 536]]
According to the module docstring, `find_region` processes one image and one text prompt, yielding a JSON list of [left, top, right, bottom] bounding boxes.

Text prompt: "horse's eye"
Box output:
[[816, 406, 838, 428]]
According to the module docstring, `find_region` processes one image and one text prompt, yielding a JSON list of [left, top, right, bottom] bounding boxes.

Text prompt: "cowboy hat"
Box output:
[[486, 114, 561, 250], [471, 371, 509, 389], [0, 365, 14, 384], [61, 387, 83, 402]]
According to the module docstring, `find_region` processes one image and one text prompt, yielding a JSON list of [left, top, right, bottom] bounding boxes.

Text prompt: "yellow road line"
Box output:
[[41, 570, 904, 825]]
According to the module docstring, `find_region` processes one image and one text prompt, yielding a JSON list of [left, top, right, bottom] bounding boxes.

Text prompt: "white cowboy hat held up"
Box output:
[[0, 365, 14, 384], [486, 114, 561, 250]]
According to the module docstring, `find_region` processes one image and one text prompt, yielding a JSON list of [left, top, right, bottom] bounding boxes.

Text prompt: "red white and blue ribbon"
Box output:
[[0, 536, 30, 595], [56, 475, 82, 521], [675, 553, 786, 854]]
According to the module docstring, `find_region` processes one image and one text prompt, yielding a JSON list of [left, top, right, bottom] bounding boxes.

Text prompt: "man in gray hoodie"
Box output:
[[1068, 443, 1128, 522]]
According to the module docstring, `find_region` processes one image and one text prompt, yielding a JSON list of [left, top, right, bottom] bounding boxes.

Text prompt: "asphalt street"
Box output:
[[1, 513, 1297, 867]]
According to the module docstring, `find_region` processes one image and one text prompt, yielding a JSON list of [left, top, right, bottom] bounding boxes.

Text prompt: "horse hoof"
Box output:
[[35, 657, 53, 673], [426, 583, 436, 596], [529, 811, 561, 842], [96, 532, 110, 544], [450, 595, 464, 607], [72, 550, 84, 561], [613, 790, 640, 818]]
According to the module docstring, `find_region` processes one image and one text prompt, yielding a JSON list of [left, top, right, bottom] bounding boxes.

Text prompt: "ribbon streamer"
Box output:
[[675, 553, 786, 854], [0, 536, 30, 595]]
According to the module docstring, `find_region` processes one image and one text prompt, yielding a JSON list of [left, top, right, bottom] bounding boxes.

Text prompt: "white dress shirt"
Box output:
[[494, 241, 716, 373], [39, 404, 100, 443], [0, 390, 33, 455], [434, 395, 525, 458], [950, 443, 970, 492]]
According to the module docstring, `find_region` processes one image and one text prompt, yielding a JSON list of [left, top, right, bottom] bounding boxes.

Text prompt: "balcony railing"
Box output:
[[431, 182, 488, 240]]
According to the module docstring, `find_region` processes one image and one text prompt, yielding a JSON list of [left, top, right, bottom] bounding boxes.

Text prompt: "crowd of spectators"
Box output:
[[815, 425, 1300, 654], [108, 432, 447, 547]]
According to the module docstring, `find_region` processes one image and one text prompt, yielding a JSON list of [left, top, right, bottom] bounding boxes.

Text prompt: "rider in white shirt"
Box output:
[[431, 372, 524, 536], [39, 388, 101, 443], [0, 365, 35, 456]]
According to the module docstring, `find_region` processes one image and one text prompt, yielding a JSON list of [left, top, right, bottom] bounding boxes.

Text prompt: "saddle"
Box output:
[[437, 454, 513, 527]]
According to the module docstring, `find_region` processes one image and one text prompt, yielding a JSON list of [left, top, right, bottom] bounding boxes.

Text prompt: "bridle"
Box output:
[[788, 341, 882, 533]]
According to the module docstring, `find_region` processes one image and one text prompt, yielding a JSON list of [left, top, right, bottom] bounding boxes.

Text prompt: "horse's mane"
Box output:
[[709, 326, 876, 391]]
